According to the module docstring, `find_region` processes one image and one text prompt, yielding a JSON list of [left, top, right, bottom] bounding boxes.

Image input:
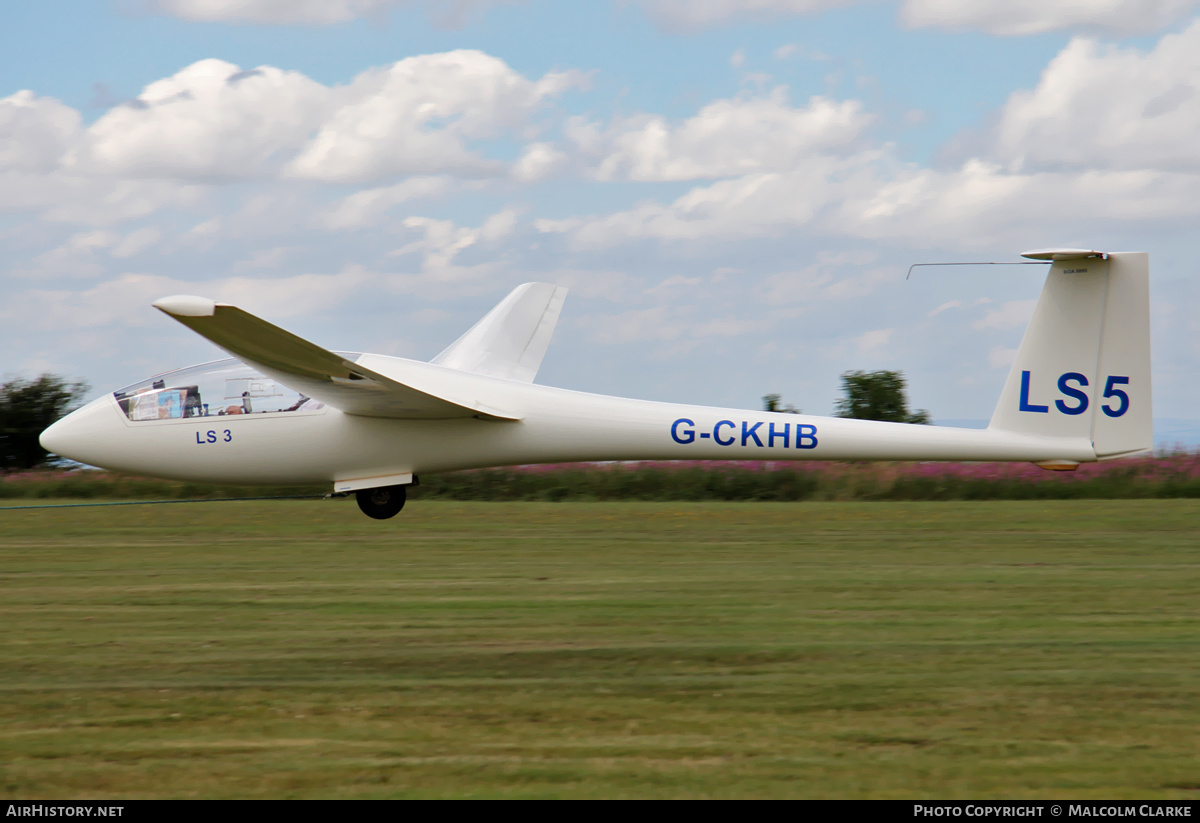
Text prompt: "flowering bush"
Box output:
[[410, 453, 1200, 501], [4, 452, 1200, 502]]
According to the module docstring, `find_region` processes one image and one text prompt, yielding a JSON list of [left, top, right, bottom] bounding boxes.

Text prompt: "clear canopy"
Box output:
[[112, 357, 357, 422]]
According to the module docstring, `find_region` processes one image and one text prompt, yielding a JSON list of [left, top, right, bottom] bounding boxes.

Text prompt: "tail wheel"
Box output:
[[355, 485, 407, 520]]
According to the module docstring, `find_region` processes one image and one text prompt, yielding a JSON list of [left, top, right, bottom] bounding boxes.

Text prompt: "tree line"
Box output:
[[0, 375, 88, 470]]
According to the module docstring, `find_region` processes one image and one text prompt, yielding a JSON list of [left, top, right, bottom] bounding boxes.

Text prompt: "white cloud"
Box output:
[[759, 266, 834, 305], [21, 230, 118, 280], [110, 227, 162, 259], [216, 190, 329, 239], [973, 300, 1037, 331], [0, 91, 81, 172], [0, 171, 75, 214], [478, 206, 523, 241], [34, 177, 207, 226], [822, 266, 895, 299], [817, 249, 878, 266], [320, 176, 454, 230], [391, 217, 478, 268], [389, 207, 521, 272], [286, 51, 586, 184], [928, 299, 961, 317], [692, 316, 761, 337], [537, 162, 846, 245], [14, 273, 192, 332], [19, 226, 162, 280], [9, 53, 579, 191], [0, 94, 192, 227], [512, 142, 567, 182], [583, 89, 871, 182], [991, 22, 1200, 172], [836, 159, 1200, 244], [75, 59, 332, 179], [546, 269, 642, 301], [184, 217, 222, 245], [543, 140, 1200, 252], [855, 327, 894, 352], [230, 246, 297, 271], [901, 0, 1200, 36], [988, 345, 1018, 369], [583, 306, 686, 344], [648, 274, 704, 292], [210, 270, 375, 317], [758, 253, 892, 306], [11, 268, 375, 337], [64, 230, 121, 252], [409, 307, 451, 325]]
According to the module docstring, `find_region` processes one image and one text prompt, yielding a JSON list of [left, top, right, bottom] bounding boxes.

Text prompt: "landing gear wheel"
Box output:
[[356, 485, 407, 519]]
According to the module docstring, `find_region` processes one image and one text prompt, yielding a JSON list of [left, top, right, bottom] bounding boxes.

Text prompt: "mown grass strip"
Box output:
[[0, 500, 1196, 798]]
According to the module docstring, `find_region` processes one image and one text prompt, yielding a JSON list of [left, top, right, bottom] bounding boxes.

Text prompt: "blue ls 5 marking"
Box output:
[[1056, 372, 1089, 415], [1019, 370, 1048, 413], [1101, 376, 1130, 418], [1020, 371, 1130, 418]]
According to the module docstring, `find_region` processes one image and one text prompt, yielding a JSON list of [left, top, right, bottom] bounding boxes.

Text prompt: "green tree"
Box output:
[[833, 370, 930, 424], [762, 394, 801, 414], [0, 374, 90, 470]]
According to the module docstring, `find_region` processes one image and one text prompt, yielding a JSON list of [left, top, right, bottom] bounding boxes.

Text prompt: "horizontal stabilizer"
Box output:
[[432, 282, 567, 382], [152, 295, 520, 421], [1020, 248, 1107, 261]]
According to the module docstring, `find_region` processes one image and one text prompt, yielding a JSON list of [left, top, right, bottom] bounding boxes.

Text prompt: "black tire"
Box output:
[[355, 485, 407, 520]]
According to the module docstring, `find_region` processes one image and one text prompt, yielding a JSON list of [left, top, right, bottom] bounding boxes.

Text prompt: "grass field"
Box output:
[[0, 499, 1197, 799]]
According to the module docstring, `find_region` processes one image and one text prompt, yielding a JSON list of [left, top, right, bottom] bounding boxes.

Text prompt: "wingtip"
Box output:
[[153, 295, 217, 317]]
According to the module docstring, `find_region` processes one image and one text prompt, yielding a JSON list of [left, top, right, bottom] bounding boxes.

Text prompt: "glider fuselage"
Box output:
[[46, 356, 1097, 490]]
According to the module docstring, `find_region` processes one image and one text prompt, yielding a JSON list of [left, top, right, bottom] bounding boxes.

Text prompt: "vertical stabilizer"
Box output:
[[988, 251, 1151, 458], [432, 282, 567, 383]]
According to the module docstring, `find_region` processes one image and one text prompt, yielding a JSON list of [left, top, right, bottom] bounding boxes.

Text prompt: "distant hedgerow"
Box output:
[[4, 450, 1200, 502]]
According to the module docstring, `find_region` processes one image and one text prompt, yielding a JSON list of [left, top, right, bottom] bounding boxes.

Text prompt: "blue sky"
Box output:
[[4, 0, 1200, 441]]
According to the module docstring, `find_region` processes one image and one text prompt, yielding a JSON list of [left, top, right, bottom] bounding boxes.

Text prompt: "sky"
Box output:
[[4, 0, 1200, 441]]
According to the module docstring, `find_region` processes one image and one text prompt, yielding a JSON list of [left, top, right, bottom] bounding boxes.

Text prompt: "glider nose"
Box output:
[[39, 408, 85, 463], [39, 396, 117, 467]]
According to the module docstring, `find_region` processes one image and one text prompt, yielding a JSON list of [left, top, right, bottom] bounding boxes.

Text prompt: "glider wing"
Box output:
[[152, 295, 520, 421]]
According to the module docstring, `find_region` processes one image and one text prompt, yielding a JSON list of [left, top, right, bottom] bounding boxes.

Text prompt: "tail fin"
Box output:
[[988, 250, 1152, 458], [432, 282, 567, 383]]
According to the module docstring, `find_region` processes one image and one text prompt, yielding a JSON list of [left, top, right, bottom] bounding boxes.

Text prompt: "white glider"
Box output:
[[41, 249, 1152, 519]]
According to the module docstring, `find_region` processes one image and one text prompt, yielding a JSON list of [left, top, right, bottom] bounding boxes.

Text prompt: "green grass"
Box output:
[[0, 499, 1197, 798]]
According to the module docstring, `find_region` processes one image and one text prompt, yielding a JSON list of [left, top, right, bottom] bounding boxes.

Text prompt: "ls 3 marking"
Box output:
[[1018, 371, 1129, 418], [195, 429, 233, 444]]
